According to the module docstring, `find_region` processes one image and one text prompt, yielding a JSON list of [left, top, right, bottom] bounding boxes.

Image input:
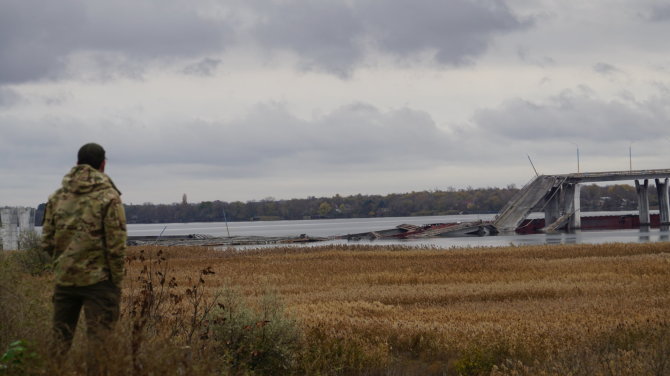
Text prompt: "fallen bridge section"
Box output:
[[492, 176, 562, 232], [401, 220, 495, 238]]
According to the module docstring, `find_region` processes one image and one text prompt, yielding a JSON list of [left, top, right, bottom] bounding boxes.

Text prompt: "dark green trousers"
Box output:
[[52, 279, 121, 357]]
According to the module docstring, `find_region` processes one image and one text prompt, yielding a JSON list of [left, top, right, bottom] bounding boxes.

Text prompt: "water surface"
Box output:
[[126, 212, 670, 248]]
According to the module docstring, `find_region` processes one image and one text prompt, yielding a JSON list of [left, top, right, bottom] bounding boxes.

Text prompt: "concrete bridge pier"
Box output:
[[635, 179, 650, 228], [544, 187, 561, 227], [562, 183, 581, 230], [656, 178, 670, 229], [542, 183, 580, 231]]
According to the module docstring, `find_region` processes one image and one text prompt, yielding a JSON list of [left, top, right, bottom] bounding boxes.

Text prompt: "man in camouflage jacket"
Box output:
[[41, 143, 127, 360]]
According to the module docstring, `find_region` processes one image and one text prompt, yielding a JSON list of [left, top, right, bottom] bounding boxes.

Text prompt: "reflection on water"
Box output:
[[544, 232, 578, 245], [310, 228, 670, 249], [639, 226, 651, 243], [226, 228, 670, 250]]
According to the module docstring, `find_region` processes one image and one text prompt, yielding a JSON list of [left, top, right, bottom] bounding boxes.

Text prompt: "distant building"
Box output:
[[0, 207, 36, 251]]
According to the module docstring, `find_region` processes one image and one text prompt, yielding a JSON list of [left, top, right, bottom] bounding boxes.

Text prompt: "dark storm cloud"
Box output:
[[0, 0, 230, 84], [474, 90, 670, 142], [239, 0, 529, 74]]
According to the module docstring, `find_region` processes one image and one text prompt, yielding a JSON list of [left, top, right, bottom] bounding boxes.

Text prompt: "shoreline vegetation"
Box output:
[[2, 242, 670, 375], [30, 183, 648, 225]]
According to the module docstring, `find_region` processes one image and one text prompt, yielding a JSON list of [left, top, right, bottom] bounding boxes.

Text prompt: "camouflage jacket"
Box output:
[[41, 165, 127, 287]]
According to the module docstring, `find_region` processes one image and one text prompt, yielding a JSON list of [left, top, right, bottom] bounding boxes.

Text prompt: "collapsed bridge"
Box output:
[[493, 168, 670, 233], [348, 168, 670, 239]]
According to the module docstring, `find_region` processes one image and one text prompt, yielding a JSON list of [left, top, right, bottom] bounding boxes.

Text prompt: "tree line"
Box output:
[[33, 183, 649, 225]]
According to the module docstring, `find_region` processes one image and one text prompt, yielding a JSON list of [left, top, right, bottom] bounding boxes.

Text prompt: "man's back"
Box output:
[[41, 164, 127, 287]]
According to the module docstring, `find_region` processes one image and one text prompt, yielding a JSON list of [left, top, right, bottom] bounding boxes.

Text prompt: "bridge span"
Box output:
[[492, 168, 670, 233]]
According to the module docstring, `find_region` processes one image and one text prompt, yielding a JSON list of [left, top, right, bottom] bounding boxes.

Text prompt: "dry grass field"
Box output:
[[127, 242, 670, 375], [2, 241, 670, 375]]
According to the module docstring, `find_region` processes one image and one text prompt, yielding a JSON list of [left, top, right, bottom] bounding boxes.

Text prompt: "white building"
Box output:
[[0, 207, 36, 251]]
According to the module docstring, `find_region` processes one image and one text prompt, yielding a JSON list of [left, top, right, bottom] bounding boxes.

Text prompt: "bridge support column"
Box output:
[[544, 187, 561, 227], [562, 183, 581, 230], [635, 179, 650, 227], [656, 178, 670, 228]]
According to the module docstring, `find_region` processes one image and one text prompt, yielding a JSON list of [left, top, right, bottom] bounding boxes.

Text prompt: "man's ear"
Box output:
[[99, 159, 106, 173]]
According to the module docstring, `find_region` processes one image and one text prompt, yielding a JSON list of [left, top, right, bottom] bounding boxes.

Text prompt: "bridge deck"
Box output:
[[557, 168, 670, 183]]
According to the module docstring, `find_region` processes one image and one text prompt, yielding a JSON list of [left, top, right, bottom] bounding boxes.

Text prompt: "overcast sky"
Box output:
[[2, 0, 670, 207]]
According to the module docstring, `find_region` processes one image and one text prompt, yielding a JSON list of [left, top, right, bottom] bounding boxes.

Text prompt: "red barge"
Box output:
[[515, 213, 664, 235]]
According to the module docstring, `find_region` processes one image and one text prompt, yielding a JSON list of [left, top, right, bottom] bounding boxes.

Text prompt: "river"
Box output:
[[127, 211, 670, 248]]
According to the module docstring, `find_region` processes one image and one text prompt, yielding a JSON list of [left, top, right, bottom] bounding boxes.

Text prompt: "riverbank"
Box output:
[[2, 242, 669, 375], [127, 233, 328, 246]]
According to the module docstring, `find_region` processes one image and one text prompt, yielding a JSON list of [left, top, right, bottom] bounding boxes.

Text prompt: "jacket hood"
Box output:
[[61, 165, 121, 195]]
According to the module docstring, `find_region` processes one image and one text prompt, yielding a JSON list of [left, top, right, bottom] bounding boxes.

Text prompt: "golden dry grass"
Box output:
[[3, 242, 669, 375], [123, 242, 670, 374]]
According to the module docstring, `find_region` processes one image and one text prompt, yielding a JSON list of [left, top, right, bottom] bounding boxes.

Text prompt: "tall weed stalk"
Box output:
[[123, 248, 221, 374]]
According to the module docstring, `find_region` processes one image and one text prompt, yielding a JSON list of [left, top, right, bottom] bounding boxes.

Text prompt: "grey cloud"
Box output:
[[359, 0, 529, 65], [63, 53, 148, 82], [0, 0, 230, 84], [652, 81, 670, 95], [0, 103, 458, 178], [1, 0, 529, 82], [0, 0, 75, 83], [474, 90, 670, 142], [247, 1, 365, 77], [517, 47, 555, 67], [77, 1, 229, 57], [0, 119, 78, 171], [593, 62, 619, 75], [647, 5, 670, 22], [237, 0, 529, 74], [0, 87, 21, 107], [115, 103, 456, 177], [182, 58, 222, 76]]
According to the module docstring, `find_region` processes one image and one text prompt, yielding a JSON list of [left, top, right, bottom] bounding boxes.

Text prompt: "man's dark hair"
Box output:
[[77, 143, 106, 169]]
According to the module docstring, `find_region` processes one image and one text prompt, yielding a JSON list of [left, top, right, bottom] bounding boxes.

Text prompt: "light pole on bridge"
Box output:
[[569, 142, 580, 173]]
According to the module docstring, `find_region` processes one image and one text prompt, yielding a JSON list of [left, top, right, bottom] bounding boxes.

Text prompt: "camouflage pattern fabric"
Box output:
[[41, 164, 127, 287]]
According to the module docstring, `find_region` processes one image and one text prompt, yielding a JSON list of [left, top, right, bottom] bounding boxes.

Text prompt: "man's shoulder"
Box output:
[[49, 186, 120, 206], [47, 187, 68, 205], [99, 184, 122, 203]]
